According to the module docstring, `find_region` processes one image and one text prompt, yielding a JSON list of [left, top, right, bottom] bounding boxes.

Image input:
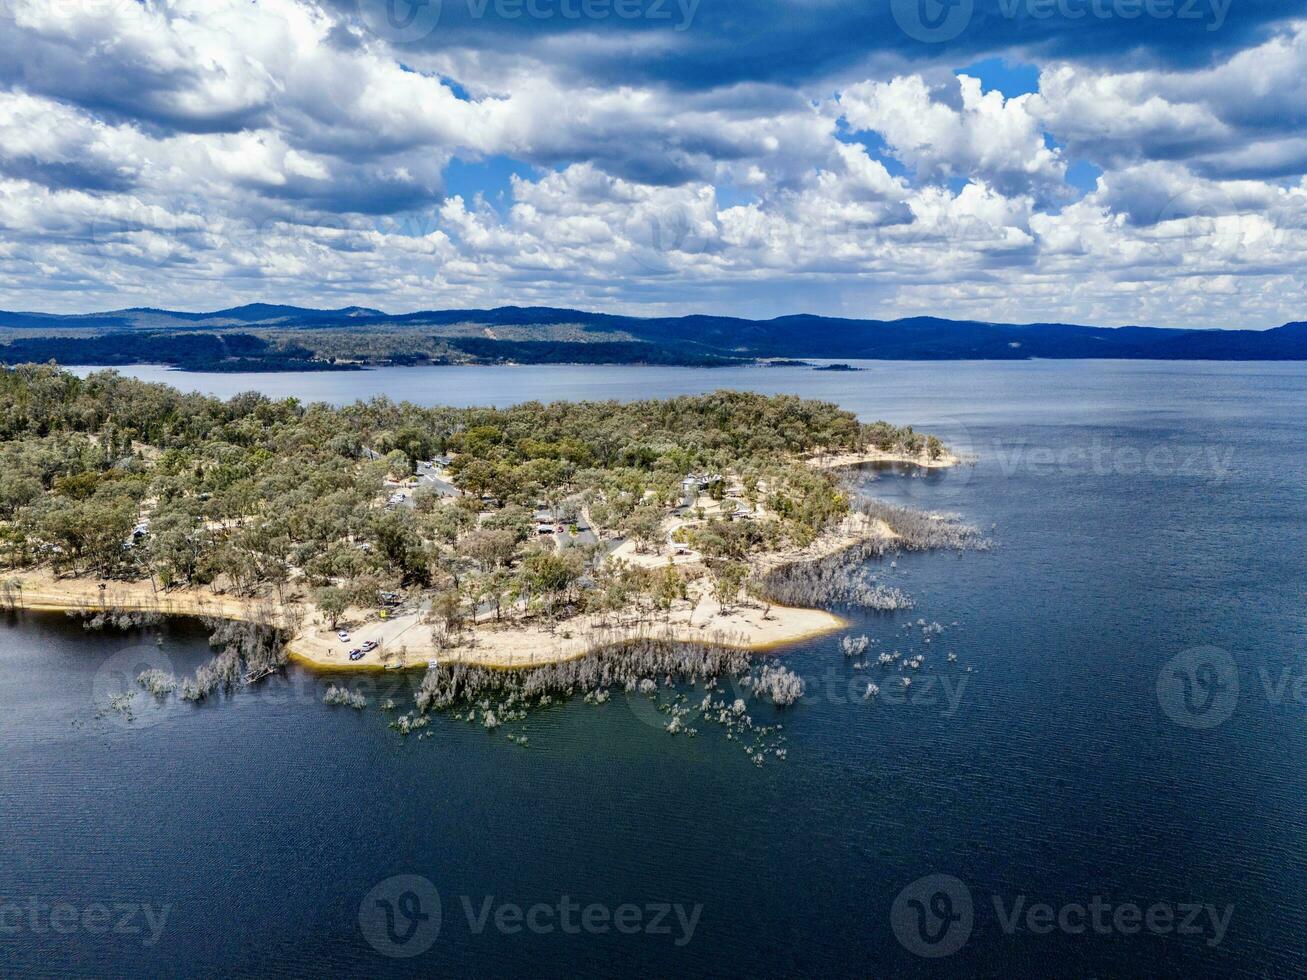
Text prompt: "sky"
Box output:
[[1, 0, 1305, 327]]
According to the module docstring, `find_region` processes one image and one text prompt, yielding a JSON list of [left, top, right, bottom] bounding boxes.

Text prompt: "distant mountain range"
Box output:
[[2, 304, 1305, 370]]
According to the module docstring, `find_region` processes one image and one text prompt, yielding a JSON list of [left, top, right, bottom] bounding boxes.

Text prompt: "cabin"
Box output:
[[681, 472, 723, 507]]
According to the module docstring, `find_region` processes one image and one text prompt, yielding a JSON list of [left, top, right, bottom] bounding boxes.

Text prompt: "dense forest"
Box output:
[[0, 332, 358, 372], [0, 365, 939, 632]]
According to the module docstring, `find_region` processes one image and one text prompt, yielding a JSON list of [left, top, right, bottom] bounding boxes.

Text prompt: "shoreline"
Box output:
[[3, 566, 852, 673], [62, 359, 1307, 379]]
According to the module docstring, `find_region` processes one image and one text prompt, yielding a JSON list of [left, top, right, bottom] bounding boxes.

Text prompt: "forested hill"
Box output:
[[1, 304, 1305, 370]]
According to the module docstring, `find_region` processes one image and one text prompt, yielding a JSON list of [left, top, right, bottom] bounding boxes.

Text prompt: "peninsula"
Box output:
[[0, 364, 960, 674]]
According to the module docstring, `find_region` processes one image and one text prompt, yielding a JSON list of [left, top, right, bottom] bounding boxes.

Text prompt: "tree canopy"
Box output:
[[0, 365, 934, 617]]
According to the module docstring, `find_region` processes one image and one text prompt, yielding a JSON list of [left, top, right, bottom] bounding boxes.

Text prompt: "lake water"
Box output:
[[9, 360, 1307, 977]]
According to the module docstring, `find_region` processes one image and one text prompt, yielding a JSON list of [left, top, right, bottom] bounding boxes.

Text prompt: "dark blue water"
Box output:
[[10, 361, 1307, 977]]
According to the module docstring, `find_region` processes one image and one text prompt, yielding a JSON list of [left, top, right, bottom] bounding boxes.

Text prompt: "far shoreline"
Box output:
[[59, 358, 1307, 379]]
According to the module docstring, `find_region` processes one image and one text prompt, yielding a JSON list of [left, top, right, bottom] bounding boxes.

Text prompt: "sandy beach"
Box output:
[[809, 446, 963, 470], [3, 570, 849, 671]]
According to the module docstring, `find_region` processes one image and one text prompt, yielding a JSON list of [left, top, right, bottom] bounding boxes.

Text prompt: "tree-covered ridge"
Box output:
[[6, 306, 1307, 367], [0, 365, 937, 619]]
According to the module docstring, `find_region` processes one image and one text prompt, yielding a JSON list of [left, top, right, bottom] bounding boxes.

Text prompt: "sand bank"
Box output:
[[809, 447, 962, 470], [3, 549, 865, 672]]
